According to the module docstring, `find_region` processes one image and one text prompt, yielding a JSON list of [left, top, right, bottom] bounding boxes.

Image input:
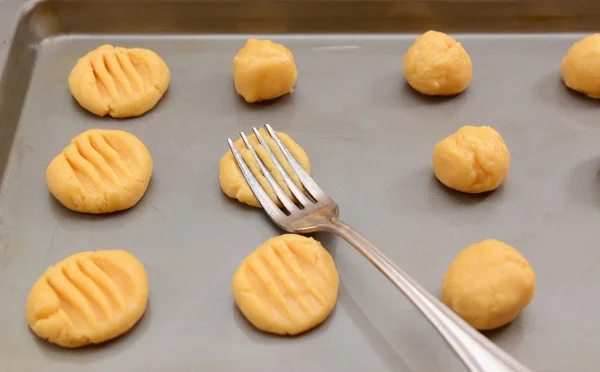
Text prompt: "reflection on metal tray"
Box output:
[[1, 0, 599, 371]]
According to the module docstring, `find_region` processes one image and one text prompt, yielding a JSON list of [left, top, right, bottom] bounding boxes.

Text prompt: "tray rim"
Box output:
[[3, 0, 600, 189]]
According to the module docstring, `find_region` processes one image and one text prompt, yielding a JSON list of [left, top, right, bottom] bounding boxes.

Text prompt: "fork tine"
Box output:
[[264, 124, 325, 199], [239, 132, 298, 212], [227, 138, 285, 218], [252, 127, 313, 207]]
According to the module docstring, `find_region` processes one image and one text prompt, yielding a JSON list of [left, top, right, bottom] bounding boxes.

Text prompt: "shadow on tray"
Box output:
[[481, 313, 527, 345], [533, 73, 600, 110], [48, 193, 137, 223], [400, 81, 466, 105], [429, 174, 500, 205], [567, 157, 600, 210], [33, 300, 152, 362]]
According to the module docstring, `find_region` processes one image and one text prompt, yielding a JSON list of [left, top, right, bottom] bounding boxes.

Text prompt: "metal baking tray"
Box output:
[[1, 0, 599, 371]]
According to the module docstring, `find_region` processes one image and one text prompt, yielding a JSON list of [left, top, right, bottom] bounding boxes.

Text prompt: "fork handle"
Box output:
[[323, 218, 532, 372]]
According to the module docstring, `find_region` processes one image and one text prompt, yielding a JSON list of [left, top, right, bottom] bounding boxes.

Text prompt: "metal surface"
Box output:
[[230, 125, 532, 372], [1, 0, 600, 371]]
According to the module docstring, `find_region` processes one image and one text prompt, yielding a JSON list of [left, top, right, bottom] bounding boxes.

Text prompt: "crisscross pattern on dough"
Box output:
[[26, 250, 149, 348], [233, 234, 339, 335], [69, 44, 170, 118], [46, 129, 153, 214], [219, 129, 311, 208]]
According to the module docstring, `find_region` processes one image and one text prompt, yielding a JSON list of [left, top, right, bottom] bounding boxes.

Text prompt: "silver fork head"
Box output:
[[227, 124, 338, 233]]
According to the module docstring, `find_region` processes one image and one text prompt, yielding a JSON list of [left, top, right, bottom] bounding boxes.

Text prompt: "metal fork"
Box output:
[[227, 124, 532, 372]]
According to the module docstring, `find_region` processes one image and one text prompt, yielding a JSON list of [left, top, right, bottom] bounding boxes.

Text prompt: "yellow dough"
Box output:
[[561, 34, 600, 98], [69, 44, 170, 118], [26, 250, 149, 348], [403, 30, 472, 96], [219, 128, 310, 208], [232, 234, 339, 335], [46, 129, 153, 214], [442, 239, 536, 331], [432, 125, 510, 194], [233, 39, 298, 103]]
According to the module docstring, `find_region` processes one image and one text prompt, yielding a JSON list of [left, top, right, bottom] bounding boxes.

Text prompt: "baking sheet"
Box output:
[[1, 0, 600, 371]]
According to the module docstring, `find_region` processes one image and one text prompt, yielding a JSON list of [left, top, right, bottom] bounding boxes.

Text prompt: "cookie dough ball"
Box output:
[[26, 250, 149, 348], [233, 39, 298, 103], [432, 126, 510, 193], [403, 30, 472, 96], [561, 34, 600, 98], [69, 44, 170, 118], [219, 128, 310, 208], [442, 239, 536, 331], [46, 129, 153, 214], [232, 234, 339, 335]]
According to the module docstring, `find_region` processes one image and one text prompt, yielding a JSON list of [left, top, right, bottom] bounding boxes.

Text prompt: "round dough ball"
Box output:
[[46, 129, 153, 214], [26, 250, 149, 348], [561, 34, 600, 98], [432, 125, 510, 194], [69, 44, 170, 118], [442, 239, 536, 331], [233, 39, 298, 103], [232, 234, 339, 335], [219, 128, 310, 208], [403, 30, 472, 96]]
